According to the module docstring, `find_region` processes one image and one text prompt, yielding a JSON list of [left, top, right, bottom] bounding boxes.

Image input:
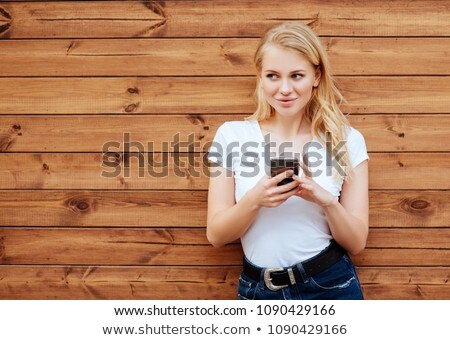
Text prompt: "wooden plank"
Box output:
[[368, 153, 450, 190], [1, 1, 449, 38], [0, 191, 208, 227], [0, 153, 448, 190], [1, 38, 449, 76], [350, 115, 450, 152], [357, 267, 450, 285], [366, 229, 450, 249], [1, 115, 449, 152], [1, 77, 449, 114], [0, 227, 244, 265], [2, 281, 448, 299], [361, 285, 450, 300], [1, 266, 447, 286], [1, 228, 449, 265], [351, 249, 450, 266], [0, 154, 208, 190], [0, 191, 448, 228], [368, 191, 450, 228], [0, 266, 448, 299]]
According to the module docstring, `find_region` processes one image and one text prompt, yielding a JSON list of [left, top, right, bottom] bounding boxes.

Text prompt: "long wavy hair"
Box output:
[[246, 22, 352, 180]]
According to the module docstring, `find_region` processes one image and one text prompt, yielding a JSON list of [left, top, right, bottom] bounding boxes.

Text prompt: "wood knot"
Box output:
[[410, 199, 429, 210], [104, 152, 122, 166], [127, 87, 139, 94], [400, 198, 432, 216], [398, 132, 405, 138], [203, 126, 209, 130], [125, 103, 138, 112], [76, 201, 89, 211], [0, 7, 12, 35], [66, 197, 94, 214], [0, 7, 12, 20], [12, 124, 21, 132], [42, 163, 50, 172], [398, 161, 404, 167], [186, 115, 205, 125]]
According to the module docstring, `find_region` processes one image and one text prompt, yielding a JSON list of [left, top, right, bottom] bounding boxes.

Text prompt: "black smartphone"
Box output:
[[270, 157, 300, 186]]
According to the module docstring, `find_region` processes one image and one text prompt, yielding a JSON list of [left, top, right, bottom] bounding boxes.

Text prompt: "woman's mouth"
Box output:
[[277, 98, 297, 105]]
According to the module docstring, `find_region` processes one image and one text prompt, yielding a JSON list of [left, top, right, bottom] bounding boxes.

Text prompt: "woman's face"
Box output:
[[259, 46, 321, 118]]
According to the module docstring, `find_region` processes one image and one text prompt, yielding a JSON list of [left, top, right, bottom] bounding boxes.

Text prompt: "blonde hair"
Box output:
[[246, 22, 352, 180]]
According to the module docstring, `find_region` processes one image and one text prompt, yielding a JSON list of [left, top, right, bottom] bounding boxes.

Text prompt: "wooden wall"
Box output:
[[0, 0, 449, 299]]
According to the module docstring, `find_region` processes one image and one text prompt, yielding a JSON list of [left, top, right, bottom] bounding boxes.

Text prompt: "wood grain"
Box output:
[[0, 190, 448, 228], [1, 115, 449, 152], [1, 1, 448, 38], [1, 77, 449, 114], [0, 228, 449, 265], [0, 153, 448, 190], [1, 0, 448, 301], [0, 266, 448, 299], [1, 38, 449, 76]]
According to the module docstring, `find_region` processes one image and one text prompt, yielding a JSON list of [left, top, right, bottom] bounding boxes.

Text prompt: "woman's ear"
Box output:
[[314, 66, 321, 87]]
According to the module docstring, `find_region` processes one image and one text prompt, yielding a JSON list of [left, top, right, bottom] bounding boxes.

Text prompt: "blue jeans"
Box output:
[[238, 255, 364, 300]]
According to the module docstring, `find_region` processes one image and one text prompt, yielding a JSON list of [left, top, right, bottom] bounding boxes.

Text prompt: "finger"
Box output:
[[270, 169, 294, 185], [292, 174, 313, 185], [300, 183, 314, 191], [273, 178, 299, 194], [272, 186, 300, 203]]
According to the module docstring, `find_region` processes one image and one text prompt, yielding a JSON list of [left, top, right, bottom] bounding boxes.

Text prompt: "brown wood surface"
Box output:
[[1, 115, 449, 152], [1, 77, 449, 114], [1, 0, 448, 300], [0, 153, 448, 190], [0, 266, 448, 299], [0, 228, 449, 265], [0, 191, 208, 227], [1, 1, 449, 38], [0, 190, 448, 228], [1, 38, 449, 76]]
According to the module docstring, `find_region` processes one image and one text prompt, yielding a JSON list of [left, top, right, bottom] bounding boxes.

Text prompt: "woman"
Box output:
[[206, 22, 369, 300]]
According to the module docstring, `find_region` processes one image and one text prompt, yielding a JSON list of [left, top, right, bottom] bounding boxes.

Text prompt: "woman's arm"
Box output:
[[206, 166, 260, 247], [293, 160, 369, 255], [207, 166, 300, 247], [322, 161, 369, 255]]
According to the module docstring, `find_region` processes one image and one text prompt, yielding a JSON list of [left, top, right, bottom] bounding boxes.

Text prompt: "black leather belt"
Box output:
[[243, 240, 347, 291]]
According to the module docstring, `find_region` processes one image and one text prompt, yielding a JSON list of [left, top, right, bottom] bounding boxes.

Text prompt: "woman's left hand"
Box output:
[[292, 174, 338, 207]]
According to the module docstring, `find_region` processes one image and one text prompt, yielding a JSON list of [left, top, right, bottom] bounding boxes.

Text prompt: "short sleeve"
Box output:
[[207, 122, 234, 171], [346, 128, 369, 169]]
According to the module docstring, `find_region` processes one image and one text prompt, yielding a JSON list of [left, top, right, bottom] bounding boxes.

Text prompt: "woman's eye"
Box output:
[[266, 74, 303, 79]]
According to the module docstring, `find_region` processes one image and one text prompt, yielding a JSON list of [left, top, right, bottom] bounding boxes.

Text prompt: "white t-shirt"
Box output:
[[207, 120, 369, 267]]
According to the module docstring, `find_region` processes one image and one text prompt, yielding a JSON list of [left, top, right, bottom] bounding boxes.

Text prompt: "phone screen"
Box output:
[[270, 157, 299, 186]]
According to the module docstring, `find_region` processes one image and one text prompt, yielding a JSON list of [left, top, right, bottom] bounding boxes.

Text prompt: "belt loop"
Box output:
[[295, 262, 309, 283]]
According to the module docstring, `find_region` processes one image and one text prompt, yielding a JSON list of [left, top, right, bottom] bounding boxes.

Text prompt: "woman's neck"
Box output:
[[262, 114, 311, 141]]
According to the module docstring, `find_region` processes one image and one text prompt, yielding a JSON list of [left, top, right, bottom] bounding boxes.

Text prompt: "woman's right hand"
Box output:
[[249, 170, 300, 208]]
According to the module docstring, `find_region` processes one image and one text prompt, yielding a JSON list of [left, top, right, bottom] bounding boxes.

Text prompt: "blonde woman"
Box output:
[[207, 22, 369, 300]]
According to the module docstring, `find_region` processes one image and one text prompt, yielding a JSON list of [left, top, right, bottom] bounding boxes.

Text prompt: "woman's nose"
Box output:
[[279, 79, 293, 95]]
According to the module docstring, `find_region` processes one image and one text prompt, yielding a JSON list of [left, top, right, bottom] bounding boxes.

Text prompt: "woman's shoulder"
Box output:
[[344, 126, 366, 147]]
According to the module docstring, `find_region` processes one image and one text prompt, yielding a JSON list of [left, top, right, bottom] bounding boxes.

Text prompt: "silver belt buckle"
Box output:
[[264, 268, 289, 291]]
